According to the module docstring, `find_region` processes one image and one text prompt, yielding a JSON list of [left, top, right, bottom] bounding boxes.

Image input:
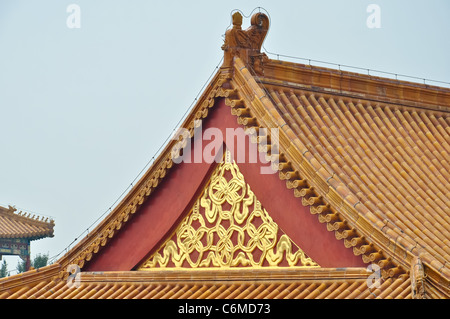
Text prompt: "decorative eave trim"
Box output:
[[0, 232, 53, 240], [76, 267, 372, 283]]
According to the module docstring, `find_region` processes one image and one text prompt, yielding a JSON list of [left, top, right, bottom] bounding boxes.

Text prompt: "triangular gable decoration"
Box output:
[[139, 152, 319, 270]]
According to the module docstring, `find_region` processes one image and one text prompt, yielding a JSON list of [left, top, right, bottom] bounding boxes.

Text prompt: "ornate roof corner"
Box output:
[[0, 205, 55, 240], [411, 256, 426, 299], [221, 11, 269, 75]]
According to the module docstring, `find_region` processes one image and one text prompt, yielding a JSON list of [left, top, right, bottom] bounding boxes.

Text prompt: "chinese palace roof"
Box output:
[[0, 205, 54, 240], [0, 11, 449, 299]]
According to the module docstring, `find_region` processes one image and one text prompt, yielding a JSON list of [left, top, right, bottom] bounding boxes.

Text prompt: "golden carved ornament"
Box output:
[[221, 11, 269, 74], [138, 153, 319, 270]]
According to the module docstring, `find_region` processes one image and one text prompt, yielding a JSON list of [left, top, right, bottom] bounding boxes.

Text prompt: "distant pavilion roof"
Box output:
[[0, 205, 54, 240]]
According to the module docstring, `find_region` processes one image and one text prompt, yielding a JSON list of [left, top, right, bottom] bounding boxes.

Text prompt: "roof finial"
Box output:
[[222, 10, 269, 74], [411, 255, 426, 299]]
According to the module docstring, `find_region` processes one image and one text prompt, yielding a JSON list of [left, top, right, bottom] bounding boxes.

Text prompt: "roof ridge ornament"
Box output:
[[0, 204, 55, 226], [221, 11, 269, 75], [411, 255, 426, 299]]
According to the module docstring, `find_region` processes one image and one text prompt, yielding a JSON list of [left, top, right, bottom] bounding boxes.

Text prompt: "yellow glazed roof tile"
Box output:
[[0, 268, 412, 299]]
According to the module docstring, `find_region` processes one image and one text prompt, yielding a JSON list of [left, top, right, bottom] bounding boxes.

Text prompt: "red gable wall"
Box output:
[[84, 98, 365, 271]]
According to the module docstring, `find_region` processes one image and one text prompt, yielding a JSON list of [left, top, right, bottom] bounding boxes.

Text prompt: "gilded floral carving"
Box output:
[[139, 153, 319, 269]]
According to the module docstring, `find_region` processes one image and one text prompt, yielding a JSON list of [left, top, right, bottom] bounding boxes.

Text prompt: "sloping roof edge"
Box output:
[[52, 69, 233, 275]]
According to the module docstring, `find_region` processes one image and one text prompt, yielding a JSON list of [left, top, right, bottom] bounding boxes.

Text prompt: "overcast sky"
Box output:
[[1, 0, 449, 273]]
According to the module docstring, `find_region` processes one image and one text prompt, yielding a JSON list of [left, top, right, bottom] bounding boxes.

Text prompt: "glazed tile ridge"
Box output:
[[260, 59, 450, 114]]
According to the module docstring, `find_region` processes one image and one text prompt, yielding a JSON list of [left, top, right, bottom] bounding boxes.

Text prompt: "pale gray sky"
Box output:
[[1, 0, 449, 273]]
